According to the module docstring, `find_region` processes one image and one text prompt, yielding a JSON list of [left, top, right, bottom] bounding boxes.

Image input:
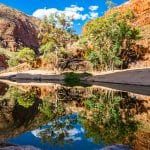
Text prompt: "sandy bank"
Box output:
[[0, 70, 64, 80]]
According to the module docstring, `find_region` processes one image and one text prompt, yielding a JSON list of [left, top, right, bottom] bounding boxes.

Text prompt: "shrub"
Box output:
[[7, 54, 19, 67], [64, 72, 80, 86], [17, 47, 36, 64]]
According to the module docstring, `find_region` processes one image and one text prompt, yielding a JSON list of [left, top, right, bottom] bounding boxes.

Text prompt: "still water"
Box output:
[[0, 81, 149, 150]]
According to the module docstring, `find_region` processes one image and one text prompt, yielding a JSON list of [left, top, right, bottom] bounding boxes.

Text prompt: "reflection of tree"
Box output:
[[57, 87, 85, 103], [4, 87, 42, 127], [120, 93, 149, 118], [16, 92, 36, 108], [84, 91, 121, 124], [8, 87, 37, 108], [38, 98, 65, 121], [37, 114, 78, 146], [0, 82, 8, 96], [80, 91, 140, 145], [1, 85, 147, 147]]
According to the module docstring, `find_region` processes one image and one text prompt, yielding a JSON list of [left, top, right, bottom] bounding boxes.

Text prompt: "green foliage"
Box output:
[[38, 101, 55, 118], [125, 9, 135, 20], [84, 91, 122, 124], [81, 91, 141, 145], [16, 92, 36, 108], [84, 94, 97, 109], [64, 72, 80, 86], [17, 47, 36, 64], [38, 97, 65, 118], [7, 47, 36, 67], [39, 42, 55, 55], [82, 12, 140, 70], [39, 13, 78, 69], [39, 13, 74, 50], [8, 87, 36, 108], [7, 53, 19, 67]]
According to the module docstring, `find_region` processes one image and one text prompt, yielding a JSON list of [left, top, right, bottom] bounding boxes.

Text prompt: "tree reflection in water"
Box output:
[[35, 114, 78, 146], [80, 90, 140, 145], [0, 83, 149, 148]]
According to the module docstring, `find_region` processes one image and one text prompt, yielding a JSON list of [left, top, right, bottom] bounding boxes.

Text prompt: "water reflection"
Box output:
[[0, 82, 149, 149]]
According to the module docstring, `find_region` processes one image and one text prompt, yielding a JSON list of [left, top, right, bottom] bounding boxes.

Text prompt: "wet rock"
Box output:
[[101, 144, 133, 150], [0, 146, 40, 150]]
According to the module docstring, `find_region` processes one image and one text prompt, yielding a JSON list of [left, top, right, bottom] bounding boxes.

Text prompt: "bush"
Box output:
[[7, 47, 36, 67], [7, 54, 19, 67], [64, 72, 80, 86], [17, 47, 36, 64]]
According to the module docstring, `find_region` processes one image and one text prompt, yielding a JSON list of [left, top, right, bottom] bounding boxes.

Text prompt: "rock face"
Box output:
[[0, 4, 40, 51], [101, 144, 133, 150], [0, 145, 40, 150], [0, 54, 7, 70]]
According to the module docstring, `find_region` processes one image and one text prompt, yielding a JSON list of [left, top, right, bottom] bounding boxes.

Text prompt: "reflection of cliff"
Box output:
[[123, 93, 150, 126], [4, 84, 149, 123], [0, 84, 149, 148], [0, 82, 8, 96], [134, 131, 150, 150], [0, 98, 43, 141]]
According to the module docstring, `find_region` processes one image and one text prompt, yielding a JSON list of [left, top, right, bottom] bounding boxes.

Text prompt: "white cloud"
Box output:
[[33, 5, 89, 21], [89, 5, 99, 11], [65, 136, 82, 141], [90, 12, 99, 19], [32, 8, 58, 18], [67, 128, 82, 136], [31, 126, 84, 142], [65, 5, 84, 12]]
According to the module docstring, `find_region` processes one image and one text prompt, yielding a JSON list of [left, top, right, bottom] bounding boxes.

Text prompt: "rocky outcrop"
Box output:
[[0, 145, 40, 150], [0, 54, 7, 70], [101, 144, 133, 150], [0, 4, 40, 51]]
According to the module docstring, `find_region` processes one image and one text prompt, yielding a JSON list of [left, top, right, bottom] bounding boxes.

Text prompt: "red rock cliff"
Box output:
[[0, 4, 41, 51]]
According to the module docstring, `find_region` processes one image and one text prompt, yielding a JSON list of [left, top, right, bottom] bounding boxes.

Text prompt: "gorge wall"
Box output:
[[0, 4, 40, 51]]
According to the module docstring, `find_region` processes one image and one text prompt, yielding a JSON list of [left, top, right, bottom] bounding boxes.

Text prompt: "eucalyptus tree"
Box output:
[[39, 13, 77, 70]]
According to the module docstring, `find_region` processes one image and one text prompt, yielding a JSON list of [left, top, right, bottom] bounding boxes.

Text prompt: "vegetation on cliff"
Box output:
[[82, 11, 140, 70]]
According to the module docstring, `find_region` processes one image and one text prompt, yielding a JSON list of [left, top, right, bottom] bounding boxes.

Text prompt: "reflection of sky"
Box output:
[[31, 125, 84, 142], [8, 114, 105, 150]]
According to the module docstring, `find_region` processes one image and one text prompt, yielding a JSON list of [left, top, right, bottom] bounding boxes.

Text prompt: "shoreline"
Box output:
[[0, 67, 150, 86]]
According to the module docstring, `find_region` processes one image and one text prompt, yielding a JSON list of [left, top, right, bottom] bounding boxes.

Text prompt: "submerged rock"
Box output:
[[101, 144, 133, 150], [0, 146, 40, 150]]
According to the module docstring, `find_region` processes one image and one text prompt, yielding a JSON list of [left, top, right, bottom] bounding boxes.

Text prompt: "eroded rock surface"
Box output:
[[0, 4, 40, 51]]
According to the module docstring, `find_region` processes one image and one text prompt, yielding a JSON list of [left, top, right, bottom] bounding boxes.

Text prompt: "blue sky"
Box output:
[[0, 0, 127, 33]]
